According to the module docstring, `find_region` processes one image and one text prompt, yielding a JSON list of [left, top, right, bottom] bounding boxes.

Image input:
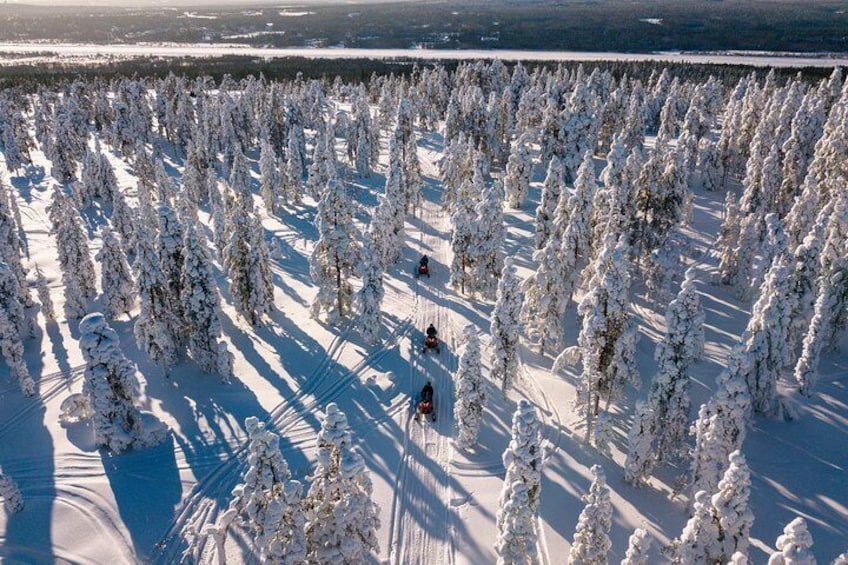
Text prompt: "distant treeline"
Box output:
[[0, 55, 835, 92]]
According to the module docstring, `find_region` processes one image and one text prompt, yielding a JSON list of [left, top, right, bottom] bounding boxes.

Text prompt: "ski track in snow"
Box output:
[[387, 150, 457, 565], [153, 315, 416, 562]]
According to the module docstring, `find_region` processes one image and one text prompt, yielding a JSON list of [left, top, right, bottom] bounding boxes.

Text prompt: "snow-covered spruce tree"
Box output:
[[569, 465, 612, 565], [181, 224, 231, 382], [709, 450, 754, 563], [561, 79, 601, 181], [354, 232, 384, 345], [740, 259, 794, 416], [449, 176, 479, 295], [309, 179, 361, 323], [134, 223, 178, 368], [689, 356, 751, 498], [535, 156, 565, 250], [561, 150, 596, 297], [794, 189, 848, 396], [0, 468, 24, 512], [50, 188, 97, 318], [620, 528, 652, 565], [715, 191, 743, 287], [0, 469, 24, 508], [0, 179, 30, 306], [491, 258, 523, 392], [522, 220, 567, 356], [226, 202, 275, 326], [368, 191, 404, 270], [303, 403, 380, 563], [79, 312, 167, 453], [35, 264, 55, 323], [157, 204, 186, 338], [559, 234, 637, 444], [110, 189, 137, 255], [96, 226, 135, 320], [470, 180, 505, 299], [454, 326, 485, 449], [0, 307, 33, 396], [223, 417, 306, 563], [283, 126, 305, 204], [672, 490, 719, 565], [624, 401, 656, 486], [494, 480, 538, 565], [767, 517, 815, 565], [260, 137, 282, 216], [503, 133, 533, 209], [639, 267, 705, 464], [499, 399, 542, 513], [0, 261, 34, 339]]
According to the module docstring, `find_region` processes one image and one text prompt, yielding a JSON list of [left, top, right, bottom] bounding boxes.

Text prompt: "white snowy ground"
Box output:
[[1, 43, 848, 68], [0, 121, 846, 564]]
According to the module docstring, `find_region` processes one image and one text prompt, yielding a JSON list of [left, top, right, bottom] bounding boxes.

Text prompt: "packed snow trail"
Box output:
[[387, 147, 458, 565]]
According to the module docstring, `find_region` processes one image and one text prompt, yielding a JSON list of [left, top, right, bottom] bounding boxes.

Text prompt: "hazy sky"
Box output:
[[3, 0, 412, 6]]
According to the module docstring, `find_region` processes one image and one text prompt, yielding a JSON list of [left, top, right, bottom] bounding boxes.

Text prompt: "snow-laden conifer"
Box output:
[[0, 306, 33, 396], [710, 450, 754, 563], [310, 179, 361, 323], [303, 403, 380, 563], [0, 179, 29, 305], [50, 188, 97, 318], [97, 226, 135, 319], [767, 517, 816, 565], [226, 200, 274, 326], [741, 259, 794, 415], [491, 258, 523, 392], [181, 224, 231, 381], [454, 326, 485, 449], [110, 189, 137, 255], [672, 490, 719, 564], [354, 232, 384, 345], [449, 175, 479, 295], [569, 465, 612, 565], [259, 138, 281, 215], [494, 480, 538, 565], [504, 134, 533, 209], [535, 156, 564, 250], [499, 399, 542, 513], [35, 264, 55, 324], [224, 417, 306, 563], [0, 470, 23, 513], [690, 358, 751, 498], [628, 267, 705, 470], [79, 312, 168, 452], [470, 180, 505, 299], [620, 528, 652, 565], [134, 224, 178, 367], [624, 401, 656, 486], [559, 234, 637, 444]]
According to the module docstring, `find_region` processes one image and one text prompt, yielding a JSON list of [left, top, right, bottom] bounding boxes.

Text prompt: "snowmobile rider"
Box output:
[[419, 255, 429, 268], [421, 381, 434, 403], [426, 323, 438, 339]]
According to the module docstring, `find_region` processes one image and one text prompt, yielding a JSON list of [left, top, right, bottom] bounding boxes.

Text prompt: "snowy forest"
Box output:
[[0, 59, 846, 564]]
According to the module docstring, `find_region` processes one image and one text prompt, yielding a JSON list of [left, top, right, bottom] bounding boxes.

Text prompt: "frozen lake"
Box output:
[[0, 43, 846, 68]]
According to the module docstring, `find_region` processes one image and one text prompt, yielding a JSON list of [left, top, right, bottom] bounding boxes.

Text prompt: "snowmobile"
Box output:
[[415, 256, 431, 278], [416, 383, 436, 422], [423, 335, 441, 354]]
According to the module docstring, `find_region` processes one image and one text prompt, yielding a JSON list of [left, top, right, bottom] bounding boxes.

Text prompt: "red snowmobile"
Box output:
[[417, 382, 436, 422], [423, 325, 441, 354], [415, 256, 431, 278]]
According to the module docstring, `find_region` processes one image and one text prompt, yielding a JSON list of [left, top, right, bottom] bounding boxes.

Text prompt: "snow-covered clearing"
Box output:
[[0, 43, 847, 68], [0, 75, 846, 565]]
